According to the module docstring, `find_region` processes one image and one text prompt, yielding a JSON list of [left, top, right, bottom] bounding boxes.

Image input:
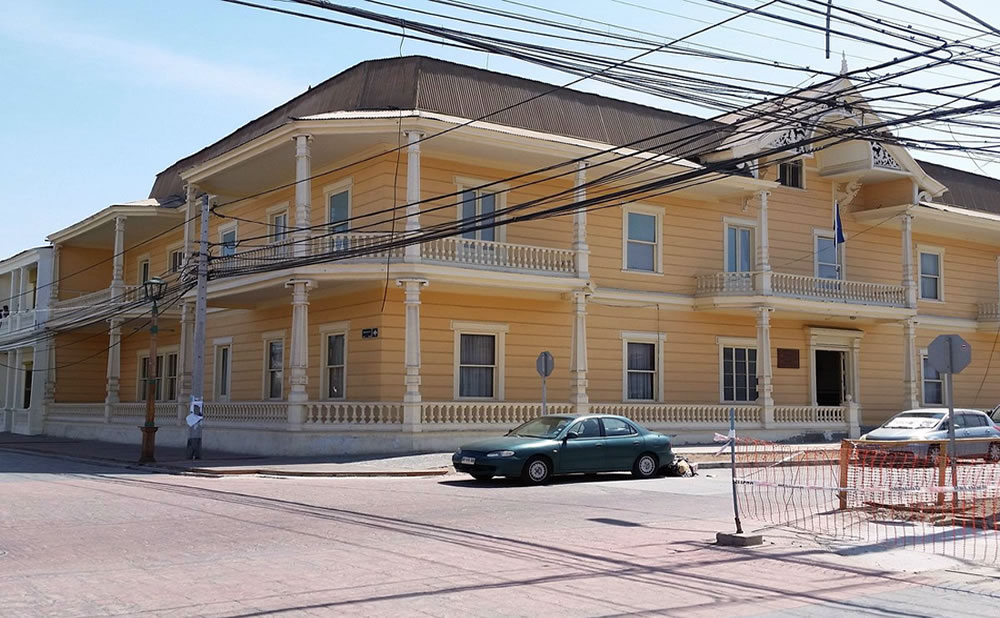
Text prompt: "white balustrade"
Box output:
[[979, 303, 1000, 321], [590, 403, 761, 425], [421, 401, 574, 424], [696, 271, 906, 306], [304, 402, 403, 424], [110, 402, 176, 419], [203, 401, 288, 424], [773, 405, 846, 424], [421, 237, 576, 273]]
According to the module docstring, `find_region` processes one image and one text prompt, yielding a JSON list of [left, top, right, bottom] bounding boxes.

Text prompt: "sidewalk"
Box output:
[[0, 432, 843, 477]]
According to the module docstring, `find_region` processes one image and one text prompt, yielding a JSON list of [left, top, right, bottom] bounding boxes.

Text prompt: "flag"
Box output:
[[833, 200, 846, 244]]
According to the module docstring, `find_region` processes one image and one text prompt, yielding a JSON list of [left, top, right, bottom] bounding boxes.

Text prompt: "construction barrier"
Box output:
[[732, 437, 1000, 565]]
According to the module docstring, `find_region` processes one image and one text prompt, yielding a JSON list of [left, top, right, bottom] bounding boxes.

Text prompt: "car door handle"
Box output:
[[632, 441, 641, 445]]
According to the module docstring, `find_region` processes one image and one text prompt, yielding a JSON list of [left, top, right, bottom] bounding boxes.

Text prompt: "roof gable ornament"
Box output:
[[871, 140, 902, 170], [770, 123, 813, 154], [841, 51, 848, 76]]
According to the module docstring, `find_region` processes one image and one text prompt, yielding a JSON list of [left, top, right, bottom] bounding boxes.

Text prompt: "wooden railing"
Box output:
[[304, 402, 403, 425], [590, 403, 761, 424], [421, 237, 576, 273], [979, 303, 1000, 321], [422, 401, 574, 424], [696, 271, 906, 306]]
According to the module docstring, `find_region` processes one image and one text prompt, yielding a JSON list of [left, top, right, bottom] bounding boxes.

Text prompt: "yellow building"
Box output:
[[26, 56, 1000, 454]]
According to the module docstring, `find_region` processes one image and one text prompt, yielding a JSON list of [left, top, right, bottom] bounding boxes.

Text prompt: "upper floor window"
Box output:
[[725, 222, 754, 273], [815, 233, 843, 280], [919, 249, 943, 301], [458, 189, 497, 242], [778, 159, 804, 188], [270, 211, 289, 244], [138, 259, 150, 284], [219, 226, 237, 258], [169, 249, 184, 274], [624, 207, 660, 273], [328, 189, 350, 233]]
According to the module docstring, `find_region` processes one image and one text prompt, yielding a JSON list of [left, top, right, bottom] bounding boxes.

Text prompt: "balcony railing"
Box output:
[[696, 271, 907, 307], [979, 303, 1000, 321], [210, 232, 577, 278], [0, 308, 36, 337]]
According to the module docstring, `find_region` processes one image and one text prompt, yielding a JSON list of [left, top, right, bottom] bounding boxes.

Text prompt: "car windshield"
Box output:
[[509, 416, 574, 438], [882, 412, 944, 430]]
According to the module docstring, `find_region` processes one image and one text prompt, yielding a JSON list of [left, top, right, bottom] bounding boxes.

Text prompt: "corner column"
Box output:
[[27, 341, 50, 434], [111, 216, 126, 298], [901, 213, 916, 308], [902, 318, 919, 409], [9, 268, 20, 313], [286, 279, 315, 427], [404, 131, 423, 262], [293, 135, 313, 258], [50, 244, 61, 301], [104, 318, 122, 421], [573, 162, 590, 278], [756, 306, 775, 427], [176, 302, 194, 424], [397, 278, 428, 431], [756, 191, 771, 294], [569, 290, 590, 412]]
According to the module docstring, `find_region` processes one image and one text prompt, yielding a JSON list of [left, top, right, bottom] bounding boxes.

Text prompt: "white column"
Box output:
[[397, 278, 428, 431], [569, 290, 590, 411], [49, 244, 60, 302], [756, 191, 771, 294], [293, 135, 313, 258], [902, 318, 919, 409], [573, 162, 590, 278], [27, 342, 49, 434], [104, 318, 122, 421], [286, 279, 315, 427], [111, 216, 126, 296], [756, 306, 775, 427], [9, 268, 20, 313], [0, 353, 9, 432], [176, 302, 194, 423], [901, 213, 916, 308], [404, 131, 423, 262]]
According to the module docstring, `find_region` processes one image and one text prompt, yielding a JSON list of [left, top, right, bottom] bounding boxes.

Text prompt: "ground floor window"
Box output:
[[138, 351, 178, 402], [452, 321, 507, 400], [722, 346, 758, 402], [325, 333, 346, 399], [922, 354, 944, 405], [214, 343, 232, 402], [265, 340, 283, 400]]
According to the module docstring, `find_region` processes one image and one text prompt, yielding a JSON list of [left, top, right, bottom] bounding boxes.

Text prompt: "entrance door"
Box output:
[[815, 350, 844, 406], [22, 361, 33, 409]]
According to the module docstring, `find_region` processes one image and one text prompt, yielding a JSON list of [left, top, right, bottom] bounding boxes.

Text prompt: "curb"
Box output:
[[0, 446, 223, 478]]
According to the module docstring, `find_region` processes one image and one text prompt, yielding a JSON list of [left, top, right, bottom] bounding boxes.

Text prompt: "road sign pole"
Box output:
[[945, 370, 957, 506], [542, 375, 547, 416], [729, 407, 743, 534]]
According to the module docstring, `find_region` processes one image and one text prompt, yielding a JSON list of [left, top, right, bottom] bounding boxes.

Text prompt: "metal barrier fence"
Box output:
[[733, 438, 1000, 565]]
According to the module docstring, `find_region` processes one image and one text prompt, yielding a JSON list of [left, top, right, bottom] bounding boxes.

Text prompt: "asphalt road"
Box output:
[[2, 451, 999, 617]]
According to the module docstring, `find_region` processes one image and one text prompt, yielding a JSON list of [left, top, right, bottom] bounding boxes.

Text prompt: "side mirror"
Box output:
[[564, 431, 580, 442]]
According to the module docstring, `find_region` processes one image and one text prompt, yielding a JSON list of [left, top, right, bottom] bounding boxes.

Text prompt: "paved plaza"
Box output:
[[2, 449, 1000, 617]]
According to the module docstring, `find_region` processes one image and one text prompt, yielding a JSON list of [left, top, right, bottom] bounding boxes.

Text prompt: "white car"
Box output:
[[859, 408, 1000, 461]]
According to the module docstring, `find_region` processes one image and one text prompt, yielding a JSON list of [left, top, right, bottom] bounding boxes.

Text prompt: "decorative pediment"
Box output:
[[871, 141, 902, 170]]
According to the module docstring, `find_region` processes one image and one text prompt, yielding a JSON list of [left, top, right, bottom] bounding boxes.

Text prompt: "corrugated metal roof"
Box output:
[[149, 56, 727, 200], [918, 160, 1000, 215]]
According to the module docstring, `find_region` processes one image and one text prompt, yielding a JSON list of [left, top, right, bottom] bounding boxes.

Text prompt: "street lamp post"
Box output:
[[139, 277, 167, 463]]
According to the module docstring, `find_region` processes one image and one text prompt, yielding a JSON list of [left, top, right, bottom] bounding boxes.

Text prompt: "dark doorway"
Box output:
[[815, 350, 844, 406], [22, 363, 32, 409]]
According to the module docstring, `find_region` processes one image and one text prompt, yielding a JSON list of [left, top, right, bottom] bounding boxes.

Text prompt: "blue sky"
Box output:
[[1, 0, 996, 258]]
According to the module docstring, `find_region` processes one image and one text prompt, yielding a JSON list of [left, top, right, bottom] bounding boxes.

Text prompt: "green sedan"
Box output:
[[452, 414, 674, 484]]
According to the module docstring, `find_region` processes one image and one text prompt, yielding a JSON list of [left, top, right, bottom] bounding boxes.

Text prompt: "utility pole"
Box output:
[[186, 193, 210, 459]]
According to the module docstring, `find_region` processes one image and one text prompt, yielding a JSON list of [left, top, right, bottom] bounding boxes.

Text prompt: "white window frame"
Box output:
[[917, 245, 945, 302], [451, 321, 508, 400], [777, 158, 806, 189], [723, 216, 757, 273], [319, 321, 350, 401], [266, 203, 290, 245], [324, 178, 352, 232], [920, 348, 947, 406], [622, 203, 663, 274], [218, 224, 238, 258], [455, 176, 508, 243], [717, 336, 759, 403], [261, 330, 286, 401], [136, 346, 179, 402], [136, 255, 151, 285], [213, 337, 233, 402], [620, 331, 667, 402], [167, 243, 185, 275], [814, 228, 846, 280]]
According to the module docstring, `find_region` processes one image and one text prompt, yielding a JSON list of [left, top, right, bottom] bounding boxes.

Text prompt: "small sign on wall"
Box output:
[[777, 348, 800, 369], [362, 328, 379, 339]]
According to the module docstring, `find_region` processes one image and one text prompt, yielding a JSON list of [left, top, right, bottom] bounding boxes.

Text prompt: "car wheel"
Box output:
[[926, 444, 941, 465], [987, 443, 1000, 463], [471, 473, 493, 481], [632, 453, 659, 479], [521, 456, 551, 485]]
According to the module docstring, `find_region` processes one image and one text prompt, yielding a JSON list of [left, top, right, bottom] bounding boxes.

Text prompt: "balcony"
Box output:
[[0, 308, 36, 338], [210, 232, 577, 278], [696, 271, 909, 310], [48, 280, 180, 328]]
